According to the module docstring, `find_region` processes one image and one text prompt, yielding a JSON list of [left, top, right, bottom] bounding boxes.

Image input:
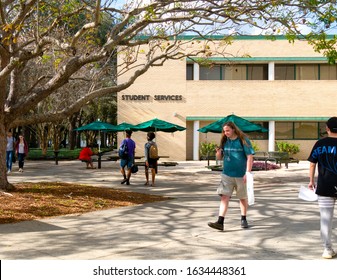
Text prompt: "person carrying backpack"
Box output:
[[119, 130, 136, 185], [144, 132, 158, 187]]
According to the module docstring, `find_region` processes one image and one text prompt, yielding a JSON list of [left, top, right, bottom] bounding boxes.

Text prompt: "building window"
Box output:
[[276, 121, 326, 139], [275, 122, 294, 139], [186, 64, 194, 80], [200, 65, 221, 80], [275, 64, 295, 80], [296, 64, 318, 80], [319, 122, 327, 138], [320, 64, 337, 80], [247, 64, 268, 80], [248, 122, 269, 139], [189, 63, 337, 81], [222, 64, 246, 80], [294, 122, 318, 139]]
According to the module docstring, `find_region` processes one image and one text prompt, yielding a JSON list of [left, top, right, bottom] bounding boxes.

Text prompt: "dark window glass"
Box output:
[[294, 122, 318, 139], [296, 64, 318, 80], [200, 65, 221, 80], [222, 64, 246, 80], [247, 64, 268, 80], [275, 64, 295, 80], [276, 122, 293, 139], [186, 64, 194, 80], [320, 64, 337, 80], [248, 122, 268, 139], [319, 122, 327, 138]]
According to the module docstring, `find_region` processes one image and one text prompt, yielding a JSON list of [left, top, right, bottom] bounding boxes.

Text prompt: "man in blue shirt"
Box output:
[[119, 130, 136, 185], [208, 121, 254, 231]]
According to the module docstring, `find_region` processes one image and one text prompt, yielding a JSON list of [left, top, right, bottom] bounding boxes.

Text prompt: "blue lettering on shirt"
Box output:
[[312, 146, 336, 159]]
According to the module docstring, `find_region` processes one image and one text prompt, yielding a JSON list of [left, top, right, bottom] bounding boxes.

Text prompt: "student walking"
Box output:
[[6, 131, 16, 174], [119, 130, 136, 185], [144, 132, 158, 187], [14, 134, 29, 172], [308, 116, 337, 259], [208, 121, 254, 231]]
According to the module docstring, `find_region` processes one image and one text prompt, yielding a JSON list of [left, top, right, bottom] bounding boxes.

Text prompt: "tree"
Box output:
[[1, 0, 336, 190]]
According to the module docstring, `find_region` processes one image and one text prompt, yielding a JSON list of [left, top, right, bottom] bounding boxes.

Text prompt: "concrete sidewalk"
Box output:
[[1, 159, 335, 260]]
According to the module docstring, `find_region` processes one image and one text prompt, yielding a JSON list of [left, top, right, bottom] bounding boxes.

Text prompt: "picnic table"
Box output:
[[92, 153, 177, 169], [253, 151, 299, 170], [134, 156, 178, 167], [205, 151, 299, 172], [92, 151, 142, 169]]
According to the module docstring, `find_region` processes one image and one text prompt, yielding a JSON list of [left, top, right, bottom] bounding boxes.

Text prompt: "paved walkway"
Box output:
[[1, 159, 336, 260]]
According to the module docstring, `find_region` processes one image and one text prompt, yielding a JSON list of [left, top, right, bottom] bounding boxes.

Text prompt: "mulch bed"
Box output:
[[0, 182, 170, 224]]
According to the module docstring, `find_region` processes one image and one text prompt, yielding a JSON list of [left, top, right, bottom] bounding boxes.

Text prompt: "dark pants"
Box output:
[[18, 153, 25, 169]]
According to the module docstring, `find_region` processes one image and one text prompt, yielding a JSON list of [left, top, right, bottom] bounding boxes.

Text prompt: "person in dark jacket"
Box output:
[[308, 116, 337, 259]]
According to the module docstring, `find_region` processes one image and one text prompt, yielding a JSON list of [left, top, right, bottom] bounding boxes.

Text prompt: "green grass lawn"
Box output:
[[27, 148, 82, 160], [27, 147, 114, 160]]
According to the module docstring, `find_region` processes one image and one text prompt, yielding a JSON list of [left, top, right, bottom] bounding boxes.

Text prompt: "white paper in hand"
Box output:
[[298, 185, 318, 201], [246, 172, 254, 205]]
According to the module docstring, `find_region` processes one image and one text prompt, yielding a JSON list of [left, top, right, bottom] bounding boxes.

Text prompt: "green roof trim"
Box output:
[[135, 34, 337, 41], [187, 116, 329, 122], [186, 57, 328, 62]]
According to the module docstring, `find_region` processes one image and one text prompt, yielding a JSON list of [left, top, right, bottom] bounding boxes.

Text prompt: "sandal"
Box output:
[[144, 182, 149, 185]]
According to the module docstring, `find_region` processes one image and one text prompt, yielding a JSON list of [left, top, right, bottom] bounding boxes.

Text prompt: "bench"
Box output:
[[253, 151, 278, 170], [205, 165, 222, 171], [253, 151, 299, 169], [135, 161, 178, 167], [267, 152, 299, 168]]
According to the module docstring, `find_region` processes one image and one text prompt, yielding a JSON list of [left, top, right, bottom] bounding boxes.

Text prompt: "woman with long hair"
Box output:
[[208, 121, 254, 231], [14, 134, 29, 172]]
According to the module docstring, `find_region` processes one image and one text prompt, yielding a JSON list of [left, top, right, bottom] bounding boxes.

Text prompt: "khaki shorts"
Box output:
[[217, 173, 247, 199]]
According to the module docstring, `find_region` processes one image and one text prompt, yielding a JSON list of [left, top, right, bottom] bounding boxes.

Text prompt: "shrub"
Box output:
[[275, 141, 300, 155], [200, 141, 217, 159], [251, 140, 259, 152]]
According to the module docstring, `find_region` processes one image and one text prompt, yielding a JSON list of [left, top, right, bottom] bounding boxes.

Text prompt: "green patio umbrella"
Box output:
[[74, 121, 118, 131], [113, 122, 138, 132], [198, 114, 268, 133], [133, 118, 186, 132], [74, 120, 118, 152]]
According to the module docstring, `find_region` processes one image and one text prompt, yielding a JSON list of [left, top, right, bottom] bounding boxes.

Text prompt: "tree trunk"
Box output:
[[69, 113, 78, 150], [0, 121, 14, 191]]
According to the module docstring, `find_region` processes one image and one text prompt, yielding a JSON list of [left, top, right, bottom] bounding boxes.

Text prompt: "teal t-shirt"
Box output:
[[222, 137, 254, 177]]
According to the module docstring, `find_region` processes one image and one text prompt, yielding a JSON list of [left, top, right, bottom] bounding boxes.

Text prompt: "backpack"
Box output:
[[118, 141, 129, 159], [149, 143, 158, 159]]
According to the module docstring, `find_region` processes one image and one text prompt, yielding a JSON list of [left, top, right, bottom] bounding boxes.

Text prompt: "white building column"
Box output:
[[193, 63, 200, 80], [193, 121, 200, 160], [268, 62, 275, 151], [268, 61, 275, 80], [268, 121, 275, 152]]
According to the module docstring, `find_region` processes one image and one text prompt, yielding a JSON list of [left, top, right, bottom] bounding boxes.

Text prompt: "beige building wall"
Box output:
[[117, 37, 337, 161]]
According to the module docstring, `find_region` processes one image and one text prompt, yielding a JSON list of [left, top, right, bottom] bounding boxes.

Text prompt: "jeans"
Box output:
[[6, 151, 13, 171]]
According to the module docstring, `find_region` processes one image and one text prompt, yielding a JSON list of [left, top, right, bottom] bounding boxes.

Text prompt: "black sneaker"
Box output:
[[208, 221, 223, 231], [126, 180, 130, 185], [241, 219, 249, 228], [121, 178, 128, 184]]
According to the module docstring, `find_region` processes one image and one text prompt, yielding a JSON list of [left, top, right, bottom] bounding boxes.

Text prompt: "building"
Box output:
[[117, 36, 337, 160]]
